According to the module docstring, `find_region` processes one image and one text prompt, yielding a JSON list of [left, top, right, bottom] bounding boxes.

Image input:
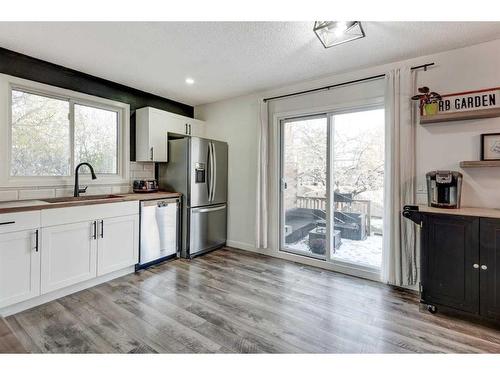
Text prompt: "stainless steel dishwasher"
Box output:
[[136, 197, 180, 270]]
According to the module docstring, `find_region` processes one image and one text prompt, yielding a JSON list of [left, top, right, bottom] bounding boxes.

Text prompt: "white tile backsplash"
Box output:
[[85, 186, 113, 195], [142, 163, 155, 171], [0, 162, 153, 202], [0, 190, 18, 202], [111, 185, 132, 194], [18, 189, 55, 200], [55, 188, 74, 198]]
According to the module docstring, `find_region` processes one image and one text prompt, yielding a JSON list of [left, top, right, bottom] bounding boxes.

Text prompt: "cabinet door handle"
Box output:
[[473, 263, 479, 269], [92, 221, 97, 240], [189, 123, 192, 135], [185, 123, 188, 134], [481, 265, 488, 270], [35, 229, 39, 252], [100, 220, 104, 238], [150, 147, 154, 161]]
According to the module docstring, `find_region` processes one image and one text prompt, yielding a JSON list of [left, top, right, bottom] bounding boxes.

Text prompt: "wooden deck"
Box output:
[[5, 247, 500, 353]]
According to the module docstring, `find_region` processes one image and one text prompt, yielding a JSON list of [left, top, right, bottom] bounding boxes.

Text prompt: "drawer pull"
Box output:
[[0, 221, 15, 226], [481, 265, 488, 270]]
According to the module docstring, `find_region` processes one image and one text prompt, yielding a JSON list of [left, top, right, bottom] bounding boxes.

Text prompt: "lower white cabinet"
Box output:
[[97, 215, 139, 276], [41, 221, 97, 294], [0, 229, 40, 308], [0, 202, 139, 313], [41, 214, 139, 294]]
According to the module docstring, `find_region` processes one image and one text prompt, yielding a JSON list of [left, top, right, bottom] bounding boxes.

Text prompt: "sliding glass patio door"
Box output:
[[280, 107, 385, 274], [280, 114, 330, 260]]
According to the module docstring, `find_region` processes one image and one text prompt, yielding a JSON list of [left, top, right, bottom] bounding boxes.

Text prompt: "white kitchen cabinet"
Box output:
[[0, 202, 139, 314], [187, 118, 205, 137], [136, 106, 205, 162], [97, 214, 139, 276], [0, 229, 40, 308], [41, 221, 97, 294]]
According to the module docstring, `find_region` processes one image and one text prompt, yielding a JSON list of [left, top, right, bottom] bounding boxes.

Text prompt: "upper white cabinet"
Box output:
[[136, 107, 205, 162]]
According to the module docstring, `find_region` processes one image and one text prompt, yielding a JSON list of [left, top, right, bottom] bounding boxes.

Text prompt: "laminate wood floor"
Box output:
[[5, 247, 500, 353]]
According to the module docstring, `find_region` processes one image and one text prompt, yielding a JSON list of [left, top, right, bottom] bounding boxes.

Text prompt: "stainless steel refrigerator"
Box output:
[[158, 136, 228, 258]]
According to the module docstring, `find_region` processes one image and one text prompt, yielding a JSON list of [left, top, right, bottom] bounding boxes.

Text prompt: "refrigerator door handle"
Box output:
[[207, 142, 212, 201], [209, 142, 215, 202], [212, 142, 217, 202]]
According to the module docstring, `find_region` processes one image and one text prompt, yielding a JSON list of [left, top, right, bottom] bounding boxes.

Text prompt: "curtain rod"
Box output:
[[262, 62, 435, 103]]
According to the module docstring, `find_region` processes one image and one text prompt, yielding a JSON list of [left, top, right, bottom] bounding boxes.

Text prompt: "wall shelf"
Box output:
[[420, 107, 500, 124], [460, 160, 500, 168]]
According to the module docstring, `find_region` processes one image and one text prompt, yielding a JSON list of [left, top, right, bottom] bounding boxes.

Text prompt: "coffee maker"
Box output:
[[426, 171, 463, 208]]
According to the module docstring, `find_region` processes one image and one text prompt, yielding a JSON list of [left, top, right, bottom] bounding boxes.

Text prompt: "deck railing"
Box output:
[[296, 196, 372, 236]]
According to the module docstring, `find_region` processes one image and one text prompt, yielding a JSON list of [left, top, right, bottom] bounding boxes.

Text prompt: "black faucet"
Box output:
[[74, 162, 97, 197]]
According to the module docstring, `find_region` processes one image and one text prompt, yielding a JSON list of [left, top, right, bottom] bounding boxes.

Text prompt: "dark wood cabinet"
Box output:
[[479, 218, 500, 320], [421, 214, 479, 314], [403, 206, 500, 324]]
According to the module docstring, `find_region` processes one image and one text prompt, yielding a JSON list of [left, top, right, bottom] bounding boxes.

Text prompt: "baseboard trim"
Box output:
[[0, 266, 135, 317], [226, 240, 257, 252]]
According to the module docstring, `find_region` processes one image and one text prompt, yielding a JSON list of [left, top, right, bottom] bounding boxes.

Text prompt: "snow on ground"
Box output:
[[331, 235, 382, 269], [290, 234, 382, 269]]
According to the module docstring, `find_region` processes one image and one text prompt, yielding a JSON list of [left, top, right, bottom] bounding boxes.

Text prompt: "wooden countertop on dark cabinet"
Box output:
[[403, 205, 500, 325]]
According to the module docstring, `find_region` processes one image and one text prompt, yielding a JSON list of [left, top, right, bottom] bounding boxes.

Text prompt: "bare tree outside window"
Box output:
[[11, 89, 120, 177], [11, 90, 70, 176], [281, 109, 385, 269], [74, 104, 118, 174]]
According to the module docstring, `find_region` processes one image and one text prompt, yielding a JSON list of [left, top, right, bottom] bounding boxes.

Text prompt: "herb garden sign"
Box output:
[[420, 87, 500, 124]]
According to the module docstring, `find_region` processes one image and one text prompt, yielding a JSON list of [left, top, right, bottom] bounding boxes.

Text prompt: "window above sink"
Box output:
[[0, 73, 130, 188]]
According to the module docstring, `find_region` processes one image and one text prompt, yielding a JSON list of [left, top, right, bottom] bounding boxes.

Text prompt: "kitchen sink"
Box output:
[[42, 194, 123, 204]]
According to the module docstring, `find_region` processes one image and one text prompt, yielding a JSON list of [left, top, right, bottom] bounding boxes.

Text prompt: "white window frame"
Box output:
[[0, 73, 130, 188]]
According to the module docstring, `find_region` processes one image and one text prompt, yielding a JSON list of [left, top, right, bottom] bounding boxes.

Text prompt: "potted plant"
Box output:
[[412, 86, 442, 116]]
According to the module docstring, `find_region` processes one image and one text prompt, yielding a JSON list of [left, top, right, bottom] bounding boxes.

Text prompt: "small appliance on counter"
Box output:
[[426, 170, 463, 208], [133, 179, 158, 193]]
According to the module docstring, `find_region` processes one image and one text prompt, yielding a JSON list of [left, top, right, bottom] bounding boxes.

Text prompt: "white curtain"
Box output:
[[256, 99, 269, 249], [382, 67, 418, 286]]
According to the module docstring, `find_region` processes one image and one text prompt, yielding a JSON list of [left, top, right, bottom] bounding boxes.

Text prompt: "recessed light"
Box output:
[[185, 78, 195, 85]]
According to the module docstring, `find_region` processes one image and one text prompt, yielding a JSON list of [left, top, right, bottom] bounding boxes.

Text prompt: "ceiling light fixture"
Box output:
[[185, 77, 195, 85], [313, 21, 365, 48]]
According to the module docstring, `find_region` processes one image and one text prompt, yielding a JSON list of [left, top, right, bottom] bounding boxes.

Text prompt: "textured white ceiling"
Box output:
[[0, 22, 499, 106]]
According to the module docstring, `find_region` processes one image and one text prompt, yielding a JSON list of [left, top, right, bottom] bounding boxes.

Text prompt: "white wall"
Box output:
[[196, 38, 500, 259], [195, 94, 260, 248]]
